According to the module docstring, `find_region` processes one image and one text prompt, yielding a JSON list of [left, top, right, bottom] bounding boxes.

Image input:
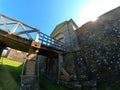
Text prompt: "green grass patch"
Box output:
[[0, 57, 22, 90], [1, 57, 22, 67]]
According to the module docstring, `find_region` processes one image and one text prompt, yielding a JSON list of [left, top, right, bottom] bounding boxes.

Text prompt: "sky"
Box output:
[[0, 0, 120, 35]]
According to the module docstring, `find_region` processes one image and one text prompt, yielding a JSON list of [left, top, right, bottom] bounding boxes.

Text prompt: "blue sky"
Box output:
[[0, 0, 119, 35]]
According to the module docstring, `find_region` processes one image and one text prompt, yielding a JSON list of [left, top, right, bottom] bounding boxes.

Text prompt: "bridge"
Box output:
[[0, 14, 65, 90]]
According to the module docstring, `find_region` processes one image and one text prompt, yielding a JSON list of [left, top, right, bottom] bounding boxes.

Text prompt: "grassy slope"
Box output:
[[0, 58, 22, 90], [0, 58, 70, 90]]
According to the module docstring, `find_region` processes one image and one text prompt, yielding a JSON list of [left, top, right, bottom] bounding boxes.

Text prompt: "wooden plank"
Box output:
[[0, 29, 31, 52], [0, 16, 9, 32], [0, 21, 17, 25], [14, 29, 38, 35], [11, 22, 19, 33], [31, 41, 41, 49], [60, 67, 70, 81], [0, 14, 37, 30]]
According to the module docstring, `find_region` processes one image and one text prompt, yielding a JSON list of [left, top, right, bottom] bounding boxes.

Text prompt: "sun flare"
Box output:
[[91, 17, 98, 22], [78, 0, 120, 26]]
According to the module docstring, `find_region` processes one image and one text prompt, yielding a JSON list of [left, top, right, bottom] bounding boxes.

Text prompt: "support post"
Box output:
[[20, 47, 39, 90], [58, 54, 63, 84], [0, 46, 4, 57], [0, 45, 4, 69], [35, 31, 40, 42]]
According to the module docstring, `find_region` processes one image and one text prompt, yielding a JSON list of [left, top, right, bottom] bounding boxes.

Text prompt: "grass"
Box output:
[[40, 75, 71, 90], [1, 57, 120, 90], [0, 57, 71, 90], [98, 82, 120, 90], [1, 57, 22, 67], [0, 57, 22, 90]]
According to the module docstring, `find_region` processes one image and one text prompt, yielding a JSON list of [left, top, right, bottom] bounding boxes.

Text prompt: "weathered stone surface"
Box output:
[[75, 6, 120, 83], [7, 49, 27, 62], [51, 19, 79, 79]]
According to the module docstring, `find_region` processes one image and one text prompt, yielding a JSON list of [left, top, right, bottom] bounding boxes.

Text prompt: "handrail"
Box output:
[[39, 32, 65, 51]]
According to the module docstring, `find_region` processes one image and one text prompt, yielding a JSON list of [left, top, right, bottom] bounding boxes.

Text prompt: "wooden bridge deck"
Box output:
[[0, 29, 30, 52], [0, 14, 64, 55], [0, 28, 64, 57]]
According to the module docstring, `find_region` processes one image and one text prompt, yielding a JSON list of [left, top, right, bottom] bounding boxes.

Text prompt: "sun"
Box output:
[[78, 0, 120, 26], [91, 17, 98, 22]]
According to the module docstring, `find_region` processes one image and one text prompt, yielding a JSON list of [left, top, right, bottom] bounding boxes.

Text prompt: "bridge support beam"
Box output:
[[0, 43, 6, 57], [0, 46, 4, 57], [58, 54, 63, 84], [20, 48, 39, 90], [0, 43, 6, 70]]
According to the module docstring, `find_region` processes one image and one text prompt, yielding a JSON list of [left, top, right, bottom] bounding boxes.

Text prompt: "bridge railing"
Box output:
[[0, 14, 65, 51], [0, 14, 39, 40], [38, 32, 65, 51]]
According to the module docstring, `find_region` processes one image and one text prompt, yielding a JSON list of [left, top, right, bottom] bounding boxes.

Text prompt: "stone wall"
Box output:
[[51, 19, 79, 77], [75, 6, 120, 83], [51, 19, 79, 51], [46, 6, 120, 88], [7, 49, 27, 62]]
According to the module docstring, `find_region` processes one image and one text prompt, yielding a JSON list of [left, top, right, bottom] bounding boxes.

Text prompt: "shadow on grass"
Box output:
[[97, 82, 120, 90], [4, 64, 23, 84], [0, 64, 23, 90], [40, 74, 71, 90], [0, 63, 71, 90]]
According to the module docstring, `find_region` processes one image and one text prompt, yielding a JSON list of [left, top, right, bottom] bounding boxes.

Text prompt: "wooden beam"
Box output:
[[0, 21, 17, 25], [0, 14, 37, 30], [20, 23, 33, 40], [14, 29, 38, 35], [0, 16, 9, 32], [11, 22, 19, 33], [31, 41, 41, 49]]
